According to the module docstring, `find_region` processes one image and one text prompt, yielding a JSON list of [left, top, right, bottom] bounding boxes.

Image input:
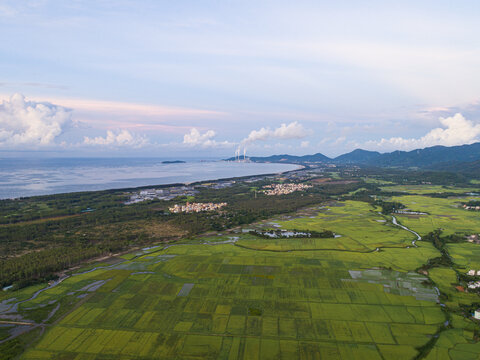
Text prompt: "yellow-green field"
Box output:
[[20, 241, 444, 360], [259, 200, 416, 251], [2, 195, 480, 359], [382, 185, 479, 194], [391, 195, 480, 236]]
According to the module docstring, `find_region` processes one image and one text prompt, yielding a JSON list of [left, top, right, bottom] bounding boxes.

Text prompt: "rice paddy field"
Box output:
[[3, 189, 480, 359], [259, 200, 417, 251], [19, 242, 444, 359], [447, 243, 480, 270], [381, 185, 479, 195], [391, 195, 480, 236]]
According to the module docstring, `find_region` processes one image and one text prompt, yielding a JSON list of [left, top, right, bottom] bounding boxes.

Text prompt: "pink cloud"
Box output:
[[0, 94, 228, 133], [51, 97, 225, 118]]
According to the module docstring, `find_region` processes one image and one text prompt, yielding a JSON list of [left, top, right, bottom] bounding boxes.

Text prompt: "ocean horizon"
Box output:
[[1, 157, 299, 199]]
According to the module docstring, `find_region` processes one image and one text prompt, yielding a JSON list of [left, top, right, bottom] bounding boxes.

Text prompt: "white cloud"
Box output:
[[183, 128, 216, 146], [83, 130, 147, 148], [242, 121, 309, 145], [367, 113, 480, 151], [182, 128, 231, 148], [300, 141, 309, 148], [273, 121, 309, 138], [0, 93, 72, 146], [334, 136, 346, 145]]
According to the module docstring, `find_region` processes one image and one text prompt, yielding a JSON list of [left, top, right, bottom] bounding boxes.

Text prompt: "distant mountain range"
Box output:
[[226, 142, 480, 169]]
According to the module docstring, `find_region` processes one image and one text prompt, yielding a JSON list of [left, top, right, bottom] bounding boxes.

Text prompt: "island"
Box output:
[[161, 160, 186, 164]]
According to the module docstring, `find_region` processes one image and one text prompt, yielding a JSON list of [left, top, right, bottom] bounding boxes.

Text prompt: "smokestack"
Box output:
[[243, 148, 246, 161]]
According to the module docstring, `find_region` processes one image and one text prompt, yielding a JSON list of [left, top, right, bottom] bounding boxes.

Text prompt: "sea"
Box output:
[[0, 158, 300, 199]]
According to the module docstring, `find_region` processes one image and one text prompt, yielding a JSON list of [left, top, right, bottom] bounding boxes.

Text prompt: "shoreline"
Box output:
[[0, 161, 304, 201]]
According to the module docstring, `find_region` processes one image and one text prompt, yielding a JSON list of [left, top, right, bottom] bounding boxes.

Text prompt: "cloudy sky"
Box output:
[[2, 0, 480, 157]]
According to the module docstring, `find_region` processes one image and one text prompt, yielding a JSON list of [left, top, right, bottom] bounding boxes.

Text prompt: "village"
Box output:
[[262, 182, 312, 196], [123, 166, 325, 205], [169, 202, 228, 213]]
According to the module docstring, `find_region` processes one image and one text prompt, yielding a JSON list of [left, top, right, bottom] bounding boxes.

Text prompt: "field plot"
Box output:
[[245, 200, 417, 251], [380, 192, 480, 358], [20, 220, 445, 359], [446, 242, 480, 269], [391, 195, 480, 236], [424, 313, 480, 360], [381, 185, 478, 195]]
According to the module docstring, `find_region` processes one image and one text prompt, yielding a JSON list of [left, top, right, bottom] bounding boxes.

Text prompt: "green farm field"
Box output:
[[391, 195, 480, 236], [382, 185, 479, 195], [20, 241, 443, 360], [2, 193, 480, 359], [257, 200, 417, 251]]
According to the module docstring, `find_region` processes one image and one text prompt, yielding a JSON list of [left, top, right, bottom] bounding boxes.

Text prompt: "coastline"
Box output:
[[0, 160, 304, 200]]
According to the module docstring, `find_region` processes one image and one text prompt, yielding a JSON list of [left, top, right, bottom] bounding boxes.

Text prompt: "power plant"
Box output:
[[234, 146, 249, 162]]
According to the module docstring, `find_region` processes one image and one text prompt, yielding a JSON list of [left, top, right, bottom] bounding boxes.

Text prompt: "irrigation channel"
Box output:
[[391, 215, 445, 312], [0, 215, 424, 344], [392, 215, 422, 247]]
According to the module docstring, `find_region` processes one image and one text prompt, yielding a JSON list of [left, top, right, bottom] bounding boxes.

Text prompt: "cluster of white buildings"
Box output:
[[262, 183, 312, 196], [463, 204, 480, 211], [468, 269, 480, 319], [169, 202, 227, 213], [466, 270, 480, 290], [468, 281, 480, 290], [467, 234, 480, 244]]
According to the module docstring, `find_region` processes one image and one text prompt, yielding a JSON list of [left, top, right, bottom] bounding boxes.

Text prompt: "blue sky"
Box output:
[[1, 0, 480, 157]]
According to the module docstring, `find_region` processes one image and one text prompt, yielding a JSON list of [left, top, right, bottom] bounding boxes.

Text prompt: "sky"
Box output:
[[2, 0, 480, 158]]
